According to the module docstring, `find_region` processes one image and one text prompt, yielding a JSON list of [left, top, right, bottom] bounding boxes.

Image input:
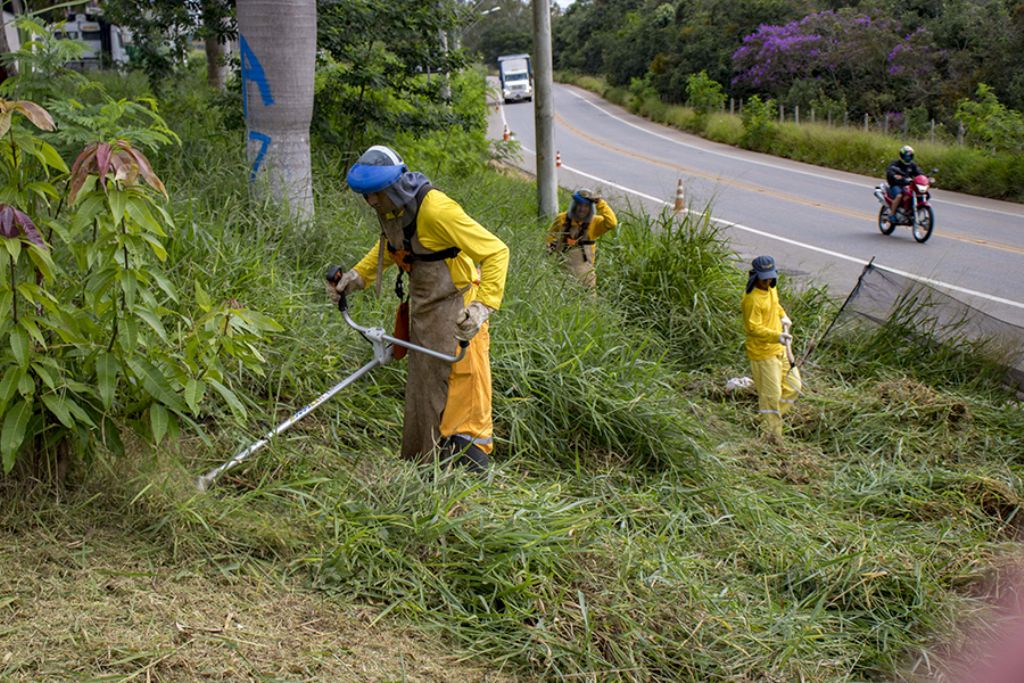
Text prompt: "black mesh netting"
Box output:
[[830, 263, 1024, 392]]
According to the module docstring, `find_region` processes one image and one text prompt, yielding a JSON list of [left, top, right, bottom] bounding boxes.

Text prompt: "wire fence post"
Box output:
[[779, 104, 784, 123], [930, 119, 935, 144], [729, 97, 734, 115], [795, 104, 800, 124], [863, 113, 869, 133], [811, 106, 815, 124], [957, 120, 964, 145]]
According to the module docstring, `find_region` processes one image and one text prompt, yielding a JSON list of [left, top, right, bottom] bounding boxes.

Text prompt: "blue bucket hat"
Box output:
[[746, 255, 778, 293], [346, 145, 407, 194]]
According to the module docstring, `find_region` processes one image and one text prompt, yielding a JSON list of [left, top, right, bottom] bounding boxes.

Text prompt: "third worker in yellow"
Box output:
[[547, 189, 617, 288], [741, 255, 802, 441]]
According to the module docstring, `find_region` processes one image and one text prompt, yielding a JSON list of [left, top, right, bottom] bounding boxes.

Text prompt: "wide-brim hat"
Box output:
[[746, 255, 778, 293]]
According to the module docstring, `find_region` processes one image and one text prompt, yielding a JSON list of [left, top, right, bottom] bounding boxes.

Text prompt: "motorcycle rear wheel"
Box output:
[[912, 206, 934, 243], [878, 206, 896, 235]]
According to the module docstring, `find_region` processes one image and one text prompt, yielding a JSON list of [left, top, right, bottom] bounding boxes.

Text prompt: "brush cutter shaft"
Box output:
[[782, 320, 795, 365], [196, 357, 383, 491]]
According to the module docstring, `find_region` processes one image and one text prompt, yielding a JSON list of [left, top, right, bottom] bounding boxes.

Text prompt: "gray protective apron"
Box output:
[[376, 189, 466, 462], [554, 216, 597, 288]]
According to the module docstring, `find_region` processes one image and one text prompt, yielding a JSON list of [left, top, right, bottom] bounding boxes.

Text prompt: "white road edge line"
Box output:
[[564, 88, 1024, 220], [519, 142, 1024, 312]]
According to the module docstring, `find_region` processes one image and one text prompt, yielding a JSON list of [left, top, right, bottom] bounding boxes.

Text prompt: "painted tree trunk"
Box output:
[[236, 0, 316, 222]]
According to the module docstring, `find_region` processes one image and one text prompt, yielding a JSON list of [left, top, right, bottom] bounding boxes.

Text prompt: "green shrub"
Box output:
[[741, 94, 778, 150], [956, 83, 1024, 155], [686, 70, 726, 117]]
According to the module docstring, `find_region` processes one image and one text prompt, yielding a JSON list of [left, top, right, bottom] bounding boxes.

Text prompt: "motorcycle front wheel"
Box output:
[[912, 206, 934, 243], [878, 206, 896, 235]]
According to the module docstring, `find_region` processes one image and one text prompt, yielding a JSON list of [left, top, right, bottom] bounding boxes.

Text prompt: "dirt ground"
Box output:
[[0, 525, 521, 682]]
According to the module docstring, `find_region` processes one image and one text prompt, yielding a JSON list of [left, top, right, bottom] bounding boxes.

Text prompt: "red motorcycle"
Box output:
[[874, 172, 935, 243]]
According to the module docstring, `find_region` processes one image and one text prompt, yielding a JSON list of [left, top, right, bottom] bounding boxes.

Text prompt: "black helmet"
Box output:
[[746, 255, 778, 293], [899, 145, 914, 164]]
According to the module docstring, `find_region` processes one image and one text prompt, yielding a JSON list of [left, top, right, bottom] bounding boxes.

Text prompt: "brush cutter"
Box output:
[[195, 266, 468, 492]]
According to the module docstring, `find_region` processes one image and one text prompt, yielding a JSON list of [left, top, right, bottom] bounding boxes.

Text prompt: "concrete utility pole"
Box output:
[[532, 0, 557, 219]]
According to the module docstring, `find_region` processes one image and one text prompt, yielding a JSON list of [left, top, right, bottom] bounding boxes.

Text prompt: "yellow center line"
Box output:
[[553, 111, 1024, 257]]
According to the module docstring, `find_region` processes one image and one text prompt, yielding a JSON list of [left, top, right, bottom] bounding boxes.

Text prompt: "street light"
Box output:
[[456, 4, 501, 50]]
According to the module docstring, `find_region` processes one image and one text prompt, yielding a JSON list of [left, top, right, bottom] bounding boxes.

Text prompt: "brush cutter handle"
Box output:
[[782, 319, 796, 365], [325, 265, 468, 363]]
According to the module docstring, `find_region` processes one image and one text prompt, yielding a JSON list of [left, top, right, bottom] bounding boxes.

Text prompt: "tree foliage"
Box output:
[[315, 0, 471, 164], [553, 0, 1024, 120], [459, 0, 533, 67], [100, 0, 236, 84]]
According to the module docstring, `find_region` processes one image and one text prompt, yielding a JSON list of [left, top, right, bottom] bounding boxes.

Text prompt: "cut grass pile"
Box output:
[[0, 481, 521, 682]]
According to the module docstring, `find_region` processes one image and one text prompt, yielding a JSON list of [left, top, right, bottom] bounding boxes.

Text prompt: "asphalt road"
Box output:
[[489, 81, 1024, 327]]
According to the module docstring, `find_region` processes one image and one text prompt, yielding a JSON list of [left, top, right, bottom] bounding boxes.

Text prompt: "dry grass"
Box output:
[[0, 523, 521, 682]]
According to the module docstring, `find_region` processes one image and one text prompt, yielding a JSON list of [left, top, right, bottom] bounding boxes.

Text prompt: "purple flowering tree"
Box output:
[[732, 9, 941, 117]]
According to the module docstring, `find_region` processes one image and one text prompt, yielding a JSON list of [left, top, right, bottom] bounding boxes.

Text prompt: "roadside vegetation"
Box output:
[[540, 0, 1024, 201], [557, 71, 1024, 202], [2, 40, 1024, 680]]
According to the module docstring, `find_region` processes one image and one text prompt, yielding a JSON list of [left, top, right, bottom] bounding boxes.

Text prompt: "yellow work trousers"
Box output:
[[750, 354, 801, 438], [440, 322, 493, 454]]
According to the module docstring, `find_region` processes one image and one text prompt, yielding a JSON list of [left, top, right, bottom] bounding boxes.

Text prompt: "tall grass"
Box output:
[[602, 208, 745, 368]]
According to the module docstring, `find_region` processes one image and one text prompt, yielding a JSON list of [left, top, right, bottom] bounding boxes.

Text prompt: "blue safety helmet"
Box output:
[[746, 255, 778, 293], [346, 145, 407, 194]]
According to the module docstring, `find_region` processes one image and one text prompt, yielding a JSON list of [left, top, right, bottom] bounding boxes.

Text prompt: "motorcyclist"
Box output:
[[885, 145, 921, 216]]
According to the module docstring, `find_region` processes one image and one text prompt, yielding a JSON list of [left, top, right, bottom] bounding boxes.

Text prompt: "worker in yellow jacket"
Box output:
[[547, 189, 617, 288], [327, 145, 509, 471], [741, 255, 802, 440]]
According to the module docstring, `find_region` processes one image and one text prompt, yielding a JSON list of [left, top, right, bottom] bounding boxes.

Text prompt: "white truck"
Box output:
[[497, 53, 532, 104]]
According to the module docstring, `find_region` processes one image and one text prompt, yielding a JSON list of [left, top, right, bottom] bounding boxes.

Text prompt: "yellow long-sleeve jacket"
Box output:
[[741, 286, 788, 361], [547, 199, 618, 247], [353, 189, 509, 310]]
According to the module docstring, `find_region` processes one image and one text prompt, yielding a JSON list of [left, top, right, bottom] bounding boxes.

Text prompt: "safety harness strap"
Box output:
[[387, 184, 461, 300]]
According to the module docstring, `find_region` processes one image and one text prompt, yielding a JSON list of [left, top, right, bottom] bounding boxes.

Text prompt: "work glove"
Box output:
[[778, 332, 793, 345], [325, 269, 365, 305], [454, 301, 492, 341]]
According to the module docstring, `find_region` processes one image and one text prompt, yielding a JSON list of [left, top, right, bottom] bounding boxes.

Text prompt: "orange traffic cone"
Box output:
[[555, 150, 562, 168], [502, 125, 510, 142], [673, 178, 685, 213]]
